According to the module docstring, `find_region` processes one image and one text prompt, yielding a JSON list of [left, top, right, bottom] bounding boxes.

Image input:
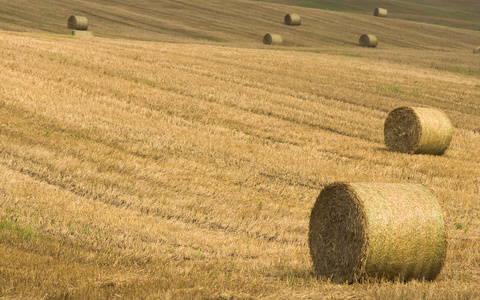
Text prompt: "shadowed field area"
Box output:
[[257, 0, 480, 30], [0, 0, 480, 48], [0, 0, 480, 298]]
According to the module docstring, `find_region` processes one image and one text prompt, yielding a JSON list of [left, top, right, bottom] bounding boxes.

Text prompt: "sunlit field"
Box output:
[[1, 0, 480, 298]]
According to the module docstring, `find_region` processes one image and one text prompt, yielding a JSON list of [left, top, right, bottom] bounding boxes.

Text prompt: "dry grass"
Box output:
[[71, 30, 93, 37], [0, 29, 479, 299], [0, 0, 479, 51], [258, 0, 480, 30], [0, 1, 479, 298]]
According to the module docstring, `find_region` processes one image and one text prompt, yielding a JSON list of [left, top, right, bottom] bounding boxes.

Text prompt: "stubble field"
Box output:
[[1, 0, 480, 299]]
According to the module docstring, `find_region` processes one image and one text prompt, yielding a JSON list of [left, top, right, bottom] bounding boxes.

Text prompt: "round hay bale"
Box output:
[[308, 182, 447, 283], [263, 33, 282, 45], [374, 8, 388, 17], [473, 46, 480, 54], [359, 34, 377, 47], [285, 13, 301, 25], [384, 106, 452, 155], [68, 15, 89, 30]]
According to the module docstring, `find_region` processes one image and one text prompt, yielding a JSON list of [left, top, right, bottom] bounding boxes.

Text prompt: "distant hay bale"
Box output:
[[71, 30, 93, 37], [284, 13, 301, 25], [474, 46, 480, 54], [384, 106, 452, 155], [308, 182, 447, 283], [68, 15, 89, 30], [374, 8, 388, 17], [359, 34, 377, 47], [263, 33, 282, 45]]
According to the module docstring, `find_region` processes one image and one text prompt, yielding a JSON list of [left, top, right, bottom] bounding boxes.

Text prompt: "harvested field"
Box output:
[[0, 0, 480, 298]]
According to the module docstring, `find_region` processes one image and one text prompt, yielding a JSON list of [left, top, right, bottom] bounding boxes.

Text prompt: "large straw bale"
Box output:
[[263, 33, 282, 45], [308, 182, 447, 283], [285, 13, 301, 25], [384, 106, 452, 155], [474, 46, 480, 54], [68, 15, 89, 30], [359, 34, 377, 47], [374, 8, 388, 17]]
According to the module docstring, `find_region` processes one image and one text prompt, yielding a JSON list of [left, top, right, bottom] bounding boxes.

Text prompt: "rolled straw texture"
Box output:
[[263, 33, 282, 45], [359, 34, 377, 47], [374, 8, 388, 17], [68, 15, 89, 30], [285, 13, 301, 25], [308, 182, 447, 283], [384, 106, 452, 155], [474, 46, 480, 54]]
